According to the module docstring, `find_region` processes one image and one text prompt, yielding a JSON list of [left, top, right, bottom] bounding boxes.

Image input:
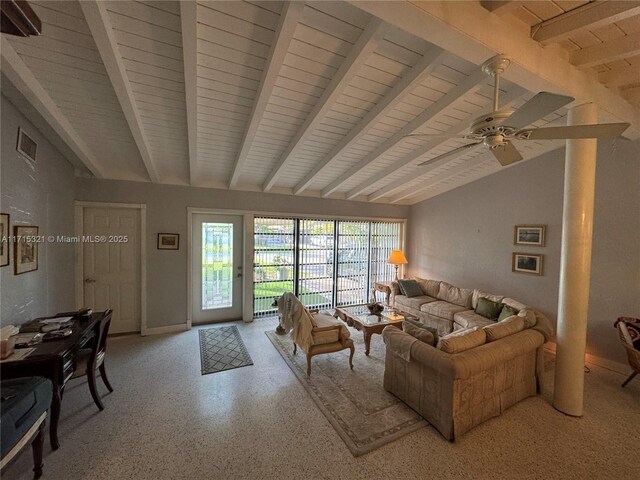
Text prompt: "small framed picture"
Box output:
[[514, 225, 546, 246], [1, 213, 9, 267], [512, 253, 543, 276], [14, 225, 38, 275], [158, 233, 179, 250]]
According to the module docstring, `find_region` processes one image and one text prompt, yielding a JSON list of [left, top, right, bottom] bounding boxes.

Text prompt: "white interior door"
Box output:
[[83, 207, 141, 334], [192, 214, 243, 323]]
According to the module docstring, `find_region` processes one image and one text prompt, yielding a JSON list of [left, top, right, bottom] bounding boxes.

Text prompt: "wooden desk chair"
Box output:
[[616, 317, 640, 387], [69, 309, 114, 410]]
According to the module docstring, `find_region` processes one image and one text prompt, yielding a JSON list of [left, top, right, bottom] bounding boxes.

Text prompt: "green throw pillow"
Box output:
[[404, 318, 439, 343], [475, 297, 503, 320], [398, 279, 423, 298], [497, 304, 518, 322]]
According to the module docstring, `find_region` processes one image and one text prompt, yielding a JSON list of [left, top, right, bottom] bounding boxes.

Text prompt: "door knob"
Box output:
[[84, 278, 96, 283]]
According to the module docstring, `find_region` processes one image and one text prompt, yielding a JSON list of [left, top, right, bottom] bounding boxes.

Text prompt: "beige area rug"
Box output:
[[266, 329, 428, 457]]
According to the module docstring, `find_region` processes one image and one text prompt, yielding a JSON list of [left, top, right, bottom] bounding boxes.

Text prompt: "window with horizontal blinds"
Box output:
[[253, 217, 403, 317]]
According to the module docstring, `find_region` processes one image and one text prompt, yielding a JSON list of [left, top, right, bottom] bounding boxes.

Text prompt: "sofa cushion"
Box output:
[[436, 283, 473, 308], [403, 321, 435, 346], [483, 315, 525, 342], [453, 310, 496, 330], [311, 312, 347, 345], [502, 297, 529, 313], [395, 295, 437, 312], [498, 304, 518, 322], [471, 289, 505, 309], [404, 317, 439, 343], [475, 297, 503, 320], [415, 278, 441, 297], [420, 300, 470, 320], [398, 279, 423, 298], [517, 308, 537, 328], [437, 327, 486, 354]]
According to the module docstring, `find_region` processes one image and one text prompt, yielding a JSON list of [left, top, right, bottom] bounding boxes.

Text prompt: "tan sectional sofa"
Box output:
[[391, 278, 549, 338], [384, 277, 554, 441]]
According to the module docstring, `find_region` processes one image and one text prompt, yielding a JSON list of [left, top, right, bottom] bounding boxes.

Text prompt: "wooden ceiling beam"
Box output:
[[480, 1, 524, 16], [621, 85, 640, 103], [598, 63, 640, 86], [262, 17, 388, 192], [1, 40, 106, 178], [293, 45, 446, 196], [531, 1, 640, 46], [80, 0, 160, 183], [389, 155, 489, 203], [228, 1, 304, 190], [570, 31, 640, 69], [341, 67, 491, 200], [180, 1, 198, 186], [349, 1, 639, 138], [366, 86, 526, 201]]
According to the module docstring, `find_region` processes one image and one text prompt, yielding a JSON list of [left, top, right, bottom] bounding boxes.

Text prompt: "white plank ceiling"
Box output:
[[1, 0, 637, 204]]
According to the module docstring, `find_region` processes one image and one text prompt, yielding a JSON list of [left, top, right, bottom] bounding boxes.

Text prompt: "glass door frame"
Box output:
[[187, 208, 253, 328]]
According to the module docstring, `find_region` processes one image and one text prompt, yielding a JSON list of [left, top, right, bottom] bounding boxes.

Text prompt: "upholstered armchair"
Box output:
[[615, 317, 640, 387], [276, 293, 354, 376]]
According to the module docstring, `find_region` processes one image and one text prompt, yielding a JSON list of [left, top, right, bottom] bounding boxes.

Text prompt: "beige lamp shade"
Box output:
[[387, 250, 408, 265]]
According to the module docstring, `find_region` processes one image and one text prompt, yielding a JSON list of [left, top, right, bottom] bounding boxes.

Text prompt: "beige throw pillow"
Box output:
[[437, 327, 486, 354], [437, 283, 473, 308], [483, 315, 525, 342], [403, 321, 435, 346]]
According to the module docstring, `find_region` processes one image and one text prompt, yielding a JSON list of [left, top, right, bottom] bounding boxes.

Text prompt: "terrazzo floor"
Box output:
[[5, 317, 638, 480]]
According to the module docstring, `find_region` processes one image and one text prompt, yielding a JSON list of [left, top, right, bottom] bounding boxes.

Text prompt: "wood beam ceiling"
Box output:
[[0, 40, 106, 178], [228, 1, 304, 190], [262, 17, 388, 192], [80, 0, 160, 183], [531, 1, 640, 45], [569, 31, 640, 69], [180, 1, 198, 186], [294, 45, 446, 196]]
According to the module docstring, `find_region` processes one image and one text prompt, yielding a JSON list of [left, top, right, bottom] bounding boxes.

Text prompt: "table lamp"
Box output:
[[387, 249, 408, 280]]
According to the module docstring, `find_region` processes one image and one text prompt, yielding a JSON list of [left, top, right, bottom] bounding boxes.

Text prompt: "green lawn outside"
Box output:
[[253, 281, 329, 312]]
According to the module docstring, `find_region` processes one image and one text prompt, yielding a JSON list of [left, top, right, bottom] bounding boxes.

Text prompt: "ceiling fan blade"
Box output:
[[490, 141, 523, 166], [519, 122, 630, 140], [417, 142, 482, 166], [506, 92, 574, 130]]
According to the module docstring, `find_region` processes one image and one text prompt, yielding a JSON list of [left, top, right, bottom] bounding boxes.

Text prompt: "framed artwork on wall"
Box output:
[[512, 252, 543, 276], [514, 225, 546, 246], [158, 233, 179, 250], [14, 225, 39, 275], [1, 213, 9, 267]]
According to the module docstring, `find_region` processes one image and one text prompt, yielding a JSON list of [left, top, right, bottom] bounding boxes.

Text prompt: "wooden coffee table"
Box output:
[[334, 305, 409, 356]]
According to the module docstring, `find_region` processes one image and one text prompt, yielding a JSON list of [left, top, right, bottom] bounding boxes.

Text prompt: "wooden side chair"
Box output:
[[69, 309, 114, 410], [615, 316, 640, 387]]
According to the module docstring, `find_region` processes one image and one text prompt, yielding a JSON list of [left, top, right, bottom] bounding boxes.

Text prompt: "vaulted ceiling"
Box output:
[[1, 1, 638, 205]]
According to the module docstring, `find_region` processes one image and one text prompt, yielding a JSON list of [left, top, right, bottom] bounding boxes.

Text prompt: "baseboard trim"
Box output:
[[544, 342, 628, 375], [143, 324, 188, 336]]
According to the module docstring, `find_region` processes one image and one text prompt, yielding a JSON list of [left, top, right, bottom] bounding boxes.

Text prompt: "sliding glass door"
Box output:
[[253, 217, 402, 317]]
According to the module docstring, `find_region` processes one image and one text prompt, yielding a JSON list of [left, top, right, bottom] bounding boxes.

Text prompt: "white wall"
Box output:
[[0, 94, 76, 326], [407, 139, 640, 364], [75, 178, 410, 329]]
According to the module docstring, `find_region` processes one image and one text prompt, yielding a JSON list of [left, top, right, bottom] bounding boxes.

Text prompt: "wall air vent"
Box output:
[[16, 127, 37, 163]]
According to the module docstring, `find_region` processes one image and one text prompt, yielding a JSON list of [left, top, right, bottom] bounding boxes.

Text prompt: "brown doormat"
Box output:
[[266, 329, 427, 456], [199, 326, 253, 375]]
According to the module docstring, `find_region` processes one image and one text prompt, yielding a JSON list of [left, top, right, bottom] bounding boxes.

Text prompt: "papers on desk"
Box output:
[[41, 317, 73, 324], [0, 347, 35, 363]]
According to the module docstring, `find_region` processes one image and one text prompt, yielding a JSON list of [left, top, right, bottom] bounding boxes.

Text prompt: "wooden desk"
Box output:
[[0, 312, 104, 450]]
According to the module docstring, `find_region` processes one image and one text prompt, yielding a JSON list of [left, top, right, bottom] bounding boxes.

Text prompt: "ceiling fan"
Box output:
[[408, 55, 630, 167]]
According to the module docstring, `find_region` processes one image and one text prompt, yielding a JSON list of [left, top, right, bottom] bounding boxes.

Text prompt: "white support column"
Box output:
[[553, 102, 598, 417]]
